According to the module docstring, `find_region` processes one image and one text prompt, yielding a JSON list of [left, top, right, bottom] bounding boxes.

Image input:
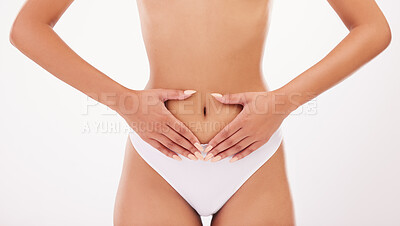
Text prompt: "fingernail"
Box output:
[[194, 151, 204, 160], [211, 93, 222, 98], [204, 153, 213, 161], [184, 90, 197, 96], [188, 154, 197, 161], [211, 155, 222, 162], [173, 155, 182, 161], [204, 145, 213, 153], [194, 143, 204, 152], [230, 157, 238, 163]]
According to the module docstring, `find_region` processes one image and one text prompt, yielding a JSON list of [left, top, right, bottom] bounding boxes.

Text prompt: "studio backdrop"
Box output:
[[0, 0, 399, 225]]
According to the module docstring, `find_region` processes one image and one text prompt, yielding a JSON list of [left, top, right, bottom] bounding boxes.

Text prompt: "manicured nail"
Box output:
[[194, 143, 204, 152], [204, 145, 213, 153], [173, 155, 182, 161], [184, 90, 197, 96], [188, 154, 197, 161], [211, 93, 222, 98], [204, 153, 213, 161], [230, 157, 238, 163], [211, 155, 222, 162], [194, 151, 204, 160]]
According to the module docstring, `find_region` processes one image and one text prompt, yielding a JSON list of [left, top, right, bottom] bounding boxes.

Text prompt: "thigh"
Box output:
[[114, 137, 202, 226], [211, 142, 295, 226]]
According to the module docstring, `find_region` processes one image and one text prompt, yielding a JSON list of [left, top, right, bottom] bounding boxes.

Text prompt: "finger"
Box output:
[[157, 89, 197, 101], [166, 116, 203, 153], [208, 137, 255, 162], [230, 141, 264, 163], [153, 132, 198, 161], [145, 138, 182, 161], [205, 128, 247, 159], [163, 126, 202, 160], [204, 119, 242, 154], [211, 92, 247, 105]]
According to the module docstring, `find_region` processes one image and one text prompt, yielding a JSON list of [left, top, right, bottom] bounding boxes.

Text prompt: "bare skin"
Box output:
[[10, 0, 391, 225]]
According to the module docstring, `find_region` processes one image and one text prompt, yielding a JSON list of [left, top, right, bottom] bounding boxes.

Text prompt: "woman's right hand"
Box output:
[[116, 89, 204, 161]]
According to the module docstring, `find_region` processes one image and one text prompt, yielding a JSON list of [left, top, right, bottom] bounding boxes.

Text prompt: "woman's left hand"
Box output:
[[204, 90, 294, 162]]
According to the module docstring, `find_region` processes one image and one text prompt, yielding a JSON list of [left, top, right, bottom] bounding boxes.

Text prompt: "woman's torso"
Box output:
[[138, 0, 272, 143], [115, 1, 294, 221]]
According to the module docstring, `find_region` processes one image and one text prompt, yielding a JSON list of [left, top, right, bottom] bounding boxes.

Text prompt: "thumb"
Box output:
[[211, 93, 247, 104], [158, 89, 197, 101]]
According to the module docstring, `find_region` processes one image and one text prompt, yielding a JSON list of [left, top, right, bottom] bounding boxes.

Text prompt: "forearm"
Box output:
[[277, 22, 391, 112], [10, 21, 128, 111]]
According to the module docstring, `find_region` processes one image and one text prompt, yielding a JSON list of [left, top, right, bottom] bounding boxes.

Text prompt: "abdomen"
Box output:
[[138, 0, 272, 143], [166, 92, 243, 144], [145, 81, 267, 144]]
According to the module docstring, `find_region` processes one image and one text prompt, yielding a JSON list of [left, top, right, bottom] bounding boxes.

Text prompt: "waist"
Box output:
[[144, 73, 269, 143]]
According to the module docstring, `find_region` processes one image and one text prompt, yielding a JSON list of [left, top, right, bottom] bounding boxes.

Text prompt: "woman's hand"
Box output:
[[204, 90, 295, 162], [117, 89, 204, 161]]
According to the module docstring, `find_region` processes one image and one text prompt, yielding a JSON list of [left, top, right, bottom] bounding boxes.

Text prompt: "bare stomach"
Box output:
[[144, 73, 268, 144]]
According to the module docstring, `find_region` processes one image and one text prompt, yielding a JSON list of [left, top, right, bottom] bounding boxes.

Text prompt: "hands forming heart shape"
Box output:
[[118, 89, 295, 162]]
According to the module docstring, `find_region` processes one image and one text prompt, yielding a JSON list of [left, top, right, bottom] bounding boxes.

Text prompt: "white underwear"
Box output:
[[128, 127, 283, 216]]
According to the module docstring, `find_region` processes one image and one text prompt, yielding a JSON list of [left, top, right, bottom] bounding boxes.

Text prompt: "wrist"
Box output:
[[272, 86, 317, 115], [113, 88, 140, 116], [101, 86, 138, 114], [269, 90, 297, 116]]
